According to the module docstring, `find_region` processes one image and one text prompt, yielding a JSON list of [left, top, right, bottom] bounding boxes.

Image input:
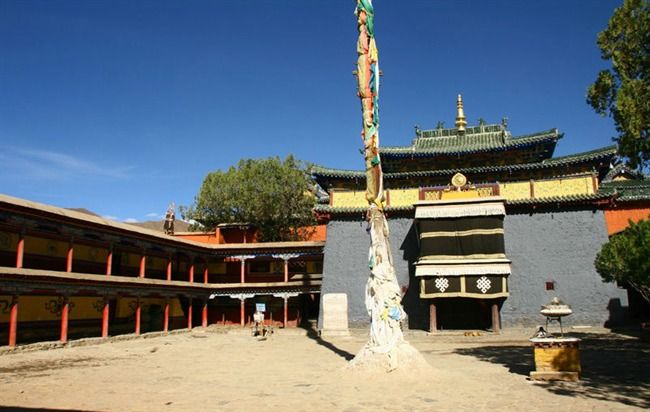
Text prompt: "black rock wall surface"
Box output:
[[319, 208, 628, 330]]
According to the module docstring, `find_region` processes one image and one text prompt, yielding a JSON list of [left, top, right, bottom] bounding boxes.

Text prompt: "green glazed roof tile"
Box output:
[[314, 193, 611, 215], [599, 178, 650, 201], [312, 145, 617, 180], [506, 192, 610, 205], [313, 204, 415, 215], [380, 127, 561, 156]]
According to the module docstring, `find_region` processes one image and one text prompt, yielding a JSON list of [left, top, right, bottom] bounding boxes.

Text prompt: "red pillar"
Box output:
[[166, 257, 172, 281], [16, 233, 24, 268], [101, 298, 110, 338], [8, 296, 18, 347], [240, 299, 245, 327], [203, 264, 208, 284], [139, 253, 146, 278], [189, 261, 194, 283], [187, 298, 193, 329], [240, 259, 246, 283], [284, 259, 289, 283], [106, 247, 113, 276], [163, 299, 170, 332], [135, 299, 141, 335], [66, 241, 74, 272], [283, 297, 288, 328], [202, 301, 208, 327], [60, 297, 69, 343]]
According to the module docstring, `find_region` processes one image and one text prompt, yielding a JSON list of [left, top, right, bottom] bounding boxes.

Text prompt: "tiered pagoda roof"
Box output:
[[312, 93, 623, 190], [311, 95, 633, 216], [314, 145, 616, 179], [383, 125, 558, 157], [312, 129, 617, 190], [378, 124, 561, 173]]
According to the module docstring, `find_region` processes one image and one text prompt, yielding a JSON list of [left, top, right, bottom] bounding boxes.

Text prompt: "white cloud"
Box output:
[[124, 218, 139, 223], [145, 212, 163, 219], [0, 146, 133, 181], [102, 215, 119, 221]]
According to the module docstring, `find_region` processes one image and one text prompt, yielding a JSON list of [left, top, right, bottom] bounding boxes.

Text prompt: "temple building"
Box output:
[[313, 96, 650, 331], [0, 195, 324, 347], [2, 96, 650, 347]]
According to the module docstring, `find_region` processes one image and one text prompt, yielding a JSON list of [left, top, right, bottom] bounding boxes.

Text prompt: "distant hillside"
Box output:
[[65, 207, 191, 233], [66, 208, 102, 217]]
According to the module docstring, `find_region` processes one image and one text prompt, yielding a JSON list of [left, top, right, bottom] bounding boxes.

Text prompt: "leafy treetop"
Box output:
[[587, 0, 650, 170], [595, 218, 650, 304], [181, 155, 316, 242]]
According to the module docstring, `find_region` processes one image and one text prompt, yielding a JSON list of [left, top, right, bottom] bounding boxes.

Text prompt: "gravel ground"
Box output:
[[0, 326, 648, 412]]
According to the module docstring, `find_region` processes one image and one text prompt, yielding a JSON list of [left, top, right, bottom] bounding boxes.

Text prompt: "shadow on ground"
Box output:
[[0, 408, 98, 412], [300, 325, 355, 361], [454, 332, 650, 409]]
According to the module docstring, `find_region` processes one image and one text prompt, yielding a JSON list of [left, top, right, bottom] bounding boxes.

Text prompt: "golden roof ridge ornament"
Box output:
[[455, 94, 467, 135]]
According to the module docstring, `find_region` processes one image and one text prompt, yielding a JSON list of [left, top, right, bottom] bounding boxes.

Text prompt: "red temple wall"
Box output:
[[604, 207, 650, 235], [175, 225, 327, 244]]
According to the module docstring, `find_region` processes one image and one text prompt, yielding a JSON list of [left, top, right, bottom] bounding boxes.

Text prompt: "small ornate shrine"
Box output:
[[414, 175, 510, 331]]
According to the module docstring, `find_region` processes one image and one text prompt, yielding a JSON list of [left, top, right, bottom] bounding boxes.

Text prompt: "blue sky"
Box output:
[[1, 0, 621, 222]]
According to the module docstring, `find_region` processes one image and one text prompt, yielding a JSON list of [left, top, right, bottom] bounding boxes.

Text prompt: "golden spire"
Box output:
[[455, 94, 467, 134]]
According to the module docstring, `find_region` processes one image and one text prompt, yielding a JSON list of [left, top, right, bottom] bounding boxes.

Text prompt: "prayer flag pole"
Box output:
[[351, 0, 425, 371]]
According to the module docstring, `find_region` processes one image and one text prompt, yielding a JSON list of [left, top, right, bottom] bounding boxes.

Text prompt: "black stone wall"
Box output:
[[502, 209, 628, 327], [319, 208, 629, 330], [318, 217, 428, 329]]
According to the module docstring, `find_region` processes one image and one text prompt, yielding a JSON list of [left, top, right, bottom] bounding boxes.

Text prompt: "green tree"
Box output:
[[182, 155, 316, 242], [595, 219, 650, 304], [587, 0, 650, 169]]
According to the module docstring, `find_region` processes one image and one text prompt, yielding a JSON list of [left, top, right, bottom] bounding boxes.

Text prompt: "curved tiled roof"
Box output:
[[602, 163, 643, 182], [312, 145, 617, 180], [313, 204, 414, 215], [314, 192, 612, 216], [380, 127, 561, 156], [0, 193, 325, 252], [312, 166, 365, 179], [599, 179, 650, 202], [505, 192, 611, 205]]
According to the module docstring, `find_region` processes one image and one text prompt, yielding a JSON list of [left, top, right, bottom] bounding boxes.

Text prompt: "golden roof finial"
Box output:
[[455, 94, 467, 134]]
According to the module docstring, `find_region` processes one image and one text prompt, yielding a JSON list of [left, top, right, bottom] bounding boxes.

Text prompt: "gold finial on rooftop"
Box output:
[[455, 94, 467, 134]]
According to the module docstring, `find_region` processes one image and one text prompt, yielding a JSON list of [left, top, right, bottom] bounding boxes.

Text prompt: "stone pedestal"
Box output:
[[529, 337, 581, 381], [320, 293, 349, 337]]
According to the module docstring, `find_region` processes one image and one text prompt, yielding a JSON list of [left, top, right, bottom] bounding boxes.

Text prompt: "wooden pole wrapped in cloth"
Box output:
[[349, 0, 427, 371]]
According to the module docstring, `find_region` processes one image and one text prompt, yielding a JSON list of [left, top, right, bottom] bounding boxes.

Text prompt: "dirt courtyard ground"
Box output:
[[0, 326, 648, 412]]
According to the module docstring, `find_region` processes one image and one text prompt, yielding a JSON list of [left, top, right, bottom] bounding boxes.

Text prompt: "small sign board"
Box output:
[[256, 303, 266, 312]]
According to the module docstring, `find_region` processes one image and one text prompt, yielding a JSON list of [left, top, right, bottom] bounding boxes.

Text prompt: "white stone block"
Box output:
[[321, 293, 350, 336]]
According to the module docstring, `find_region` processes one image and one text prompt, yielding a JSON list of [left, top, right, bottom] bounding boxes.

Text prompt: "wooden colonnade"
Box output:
[[3, 228, 315, 347]]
